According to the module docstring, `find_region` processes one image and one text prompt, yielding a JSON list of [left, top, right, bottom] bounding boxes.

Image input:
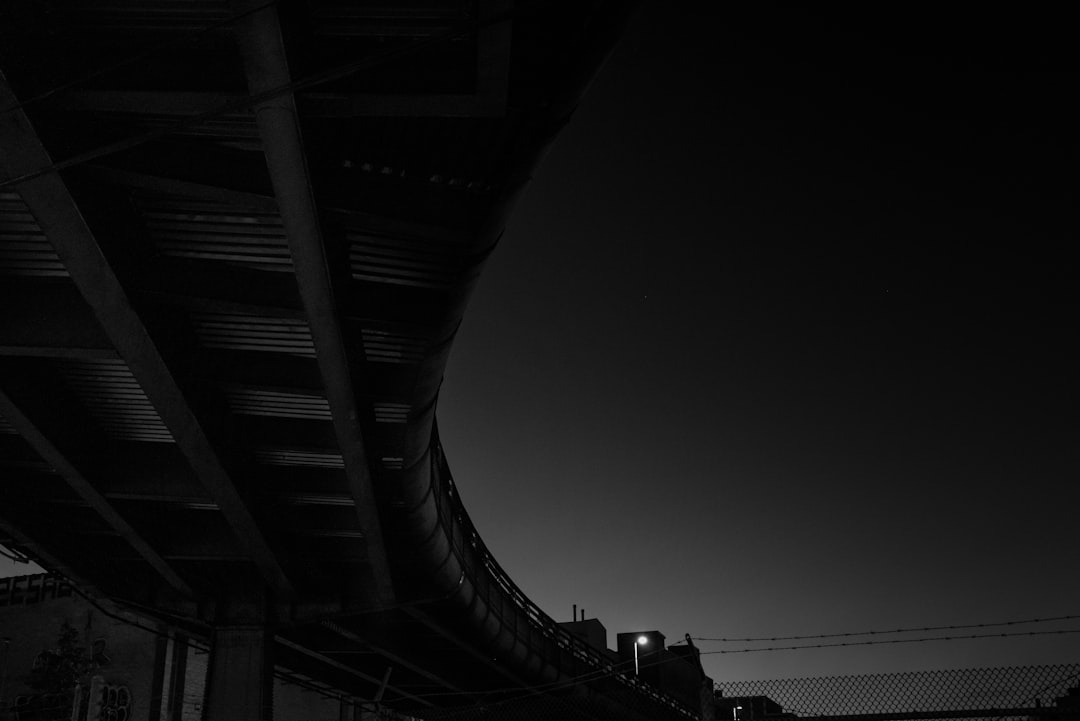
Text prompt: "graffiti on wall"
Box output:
[[12, 678, 132, 721], [6, 623, 127, 721], [87, 677, 132, 721], [9, 691, 74, 721]]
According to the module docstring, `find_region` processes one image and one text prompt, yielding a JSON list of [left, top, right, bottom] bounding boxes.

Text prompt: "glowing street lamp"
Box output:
[[634, 635, 649, 676]]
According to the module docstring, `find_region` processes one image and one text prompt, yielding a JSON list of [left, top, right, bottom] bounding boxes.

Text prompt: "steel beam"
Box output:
[[84, 161, 471, 245], [83, 164, 278, 210], [402, 607, 541, 692], [48, 91, 243, 116], [0, 508, 104, 596], [230, 0, 394, 604], [51, 89, 503, 119], [0, 69, 294, 597], [0, 384, 194, 596], [320, 620, 473, 700], [275, 636, 430, 707], [71, 231, 456, 328], [133, 259, 306, 319], [0, 282, 117, 359], [94, 445, 211, 503]]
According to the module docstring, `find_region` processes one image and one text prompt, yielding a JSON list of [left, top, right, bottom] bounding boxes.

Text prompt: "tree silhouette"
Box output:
[[27, 622, 90, 695]]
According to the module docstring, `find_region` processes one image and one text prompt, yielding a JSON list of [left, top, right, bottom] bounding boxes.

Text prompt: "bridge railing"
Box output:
[[429, 434, 698, 718]]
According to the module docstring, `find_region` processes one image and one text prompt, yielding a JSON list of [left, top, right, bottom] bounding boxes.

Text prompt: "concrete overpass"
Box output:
[[0, 1, 705, 719]]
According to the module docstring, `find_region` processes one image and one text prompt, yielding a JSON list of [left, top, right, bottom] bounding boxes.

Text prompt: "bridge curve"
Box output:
[[0, 2, 706, 720]]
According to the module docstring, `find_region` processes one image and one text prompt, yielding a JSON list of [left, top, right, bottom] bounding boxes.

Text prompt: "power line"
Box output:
[[410, 642, 691, 703], [438, 653, 700, 718], [64, 567, 671, 711], [691, 614, 1080, 643], [413, 654, 640, 701], [65, 579, 358, 706], [423, 620, 1080, 704], [698, 628, 1080, 655]]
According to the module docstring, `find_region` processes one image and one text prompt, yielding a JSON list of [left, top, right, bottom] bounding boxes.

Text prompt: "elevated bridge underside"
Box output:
[[0, 2, 700, 719]]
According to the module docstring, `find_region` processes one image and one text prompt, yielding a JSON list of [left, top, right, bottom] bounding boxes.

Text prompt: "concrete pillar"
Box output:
[[203, 625, 274, 721], [147, 632, 169, 721], [165, 632, 188, 721], [339, 698, 363, 721]]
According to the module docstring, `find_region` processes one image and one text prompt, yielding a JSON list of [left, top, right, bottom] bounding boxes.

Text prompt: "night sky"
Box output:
[[2, 2, 1076, 686], [437, 4, 1078, 681]]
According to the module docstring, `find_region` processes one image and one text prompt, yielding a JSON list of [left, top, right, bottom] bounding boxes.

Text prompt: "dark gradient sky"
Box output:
[[438, 4, 1078, 681], [1, 3, 1076, 685]]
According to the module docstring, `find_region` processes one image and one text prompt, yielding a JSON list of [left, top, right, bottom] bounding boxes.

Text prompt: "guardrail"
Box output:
[[429, 432, 699, 718]]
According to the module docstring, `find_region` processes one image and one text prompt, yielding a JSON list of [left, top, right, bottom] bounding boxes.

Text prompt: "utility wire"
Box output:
[[692, 614, 1080, 643], [412, 619, 1080, 703], [698, 628, 1080, 655], [54, 575, 1080, 710], [414, 644, 713, 708], [413, 655, 639, 701], [64, 578, 355, 705]]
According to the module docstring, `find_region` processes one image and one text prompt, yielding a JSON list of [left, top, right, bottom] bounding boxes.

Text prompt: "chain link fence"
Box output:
[[364, 666, 1080, 721], [715, 664, 1080, 721], [360, 665, 1080, 721]]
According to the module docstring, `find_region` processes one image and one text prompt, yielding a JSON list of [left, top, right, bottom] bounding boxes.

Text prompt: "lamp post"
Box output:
[[633, 635, 649, 676]]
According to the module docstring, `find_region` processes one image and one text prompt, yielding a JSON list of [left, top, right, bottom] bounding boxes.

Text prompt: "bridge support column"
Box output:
[[339, 698, 364, 721], [204, 625, 274, 721]]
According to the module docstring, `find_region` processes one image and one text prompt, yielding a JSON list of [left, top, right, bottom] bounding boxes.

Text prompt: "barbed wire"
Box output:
[[458, 624, 1080, 701], [692, 614, 1080, 643], [698, 628, 1080, 655]]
